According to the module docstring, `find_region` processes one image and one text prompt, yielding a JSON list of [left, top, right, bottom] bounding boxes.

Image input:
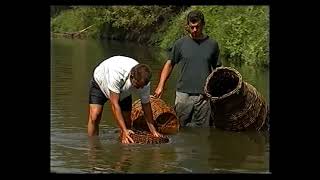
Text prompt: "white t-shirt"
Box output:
[[93, 56, 150, 104]]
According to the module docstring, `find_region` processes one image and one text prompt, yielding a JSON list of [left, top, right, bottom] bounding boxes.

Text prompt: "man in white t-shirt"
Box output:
[[88, 56, 163, 144]]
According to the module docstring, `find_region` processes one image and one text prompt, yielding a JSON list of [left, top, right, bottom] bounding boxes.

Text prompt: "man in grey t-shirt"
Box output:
[[154, 10, 222, 127]]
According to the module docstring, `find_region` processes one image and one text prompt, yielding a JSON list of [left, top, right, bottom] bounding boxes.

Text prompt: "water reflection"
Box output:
[[207, 129, 269, 173], [87, 135, 180, 173], [165, 128, 269, 173]]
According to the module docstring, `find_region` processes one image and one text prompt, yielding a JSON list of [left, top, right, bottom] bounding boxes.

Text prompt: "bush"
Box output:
[[159, 6, 269, 67], [51, 6, 184, 41], [51, 6, 269, 67]]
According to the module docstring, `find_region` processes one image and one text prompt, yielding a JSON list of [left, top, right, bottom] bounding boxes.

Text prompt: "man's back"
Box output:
[[93, 56, 139, 99]]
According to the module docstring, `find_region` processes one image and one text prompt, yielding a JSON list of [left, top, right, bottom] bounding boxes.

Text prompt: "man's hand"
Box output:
[[120, 129, 135, 144], [153, 86, 163, 98], [151, 130, 163, 138]]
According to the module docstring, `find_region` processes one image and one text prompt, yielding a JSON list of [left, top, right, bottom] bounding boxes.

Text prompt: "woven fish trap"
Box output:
[[204, 67, 269, 131], [131, 95, 180, 135], [124, 129, 169, 144]]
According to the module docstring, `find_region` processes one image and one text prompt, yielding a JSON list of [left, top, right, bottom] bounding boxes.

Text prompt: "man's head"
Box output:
[[130, 64, 152, 89], [186, 10, 205, 39]]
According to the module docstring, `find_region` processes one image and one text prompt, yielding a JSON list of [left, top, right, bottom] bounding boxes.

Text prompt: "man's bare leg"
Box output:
[[88, 104, 103, 136]]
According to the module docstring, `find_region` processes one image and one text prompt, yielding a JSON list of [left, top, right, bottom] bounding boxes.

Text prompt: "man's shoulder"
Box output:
[[110, 56, 138, 64], [104, 56, 138, 70], [179, 35, 190, 42], [206, 36, 219, 46], [174, 35, 189, 44], [171, 36, 190, 49]]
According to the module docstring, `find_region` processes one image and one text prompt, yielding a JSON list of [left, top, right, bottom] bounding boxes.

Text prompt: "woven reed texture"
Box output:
[[131, 95, 180, 134], [204, 67, 269, 131], [126, 129, 169, 144]]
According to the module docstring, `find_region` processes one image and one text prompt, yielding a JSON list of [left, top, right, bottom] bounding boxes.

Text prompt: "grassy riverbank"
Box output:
[[51, 6, 269, 67]]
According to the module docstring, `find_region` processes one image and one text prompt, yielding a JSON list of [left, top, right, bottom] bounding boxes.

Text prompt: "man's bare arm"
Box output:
[[154, 60, 174, 98], [109, 91, 134, 143]]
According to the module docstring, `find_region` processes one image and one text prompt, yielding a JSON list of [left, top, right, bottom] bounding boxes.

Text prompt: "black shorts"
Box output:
[[89, 78, 132, 111]]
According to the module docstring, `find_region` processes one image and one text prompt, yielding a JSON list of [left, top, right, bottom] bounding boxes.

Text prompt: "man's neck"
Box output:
[[189, 33, 206, 40]]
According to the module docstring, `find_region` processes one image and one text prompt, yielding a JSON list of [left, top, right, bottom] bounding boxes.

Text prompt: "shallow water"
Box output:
[[50, 38, 270, 173]]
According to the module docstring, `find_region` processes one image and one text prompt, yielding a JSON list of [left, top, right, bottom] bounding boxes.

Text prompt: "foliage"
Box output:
[[159, 6, 269, 67], [158, 8, 191, 49], [51, 6, 183, 40], [51, 6, 269, 67]]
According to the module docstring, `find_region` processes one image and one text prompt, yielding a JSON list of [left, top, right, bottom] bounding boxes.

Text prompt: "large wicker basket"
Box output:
[[131, 95, 180, 135], [204, 67, 269, 131]]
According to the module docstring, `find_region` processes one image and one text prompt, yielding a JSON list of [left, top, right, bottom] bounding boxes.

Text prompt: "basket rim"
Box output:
[[131, 95, 159, 107], [204, 66, 243, 101]]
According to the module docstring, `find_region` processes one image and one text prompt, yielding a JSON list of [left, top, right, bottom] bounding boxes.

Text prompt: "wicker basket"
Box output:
[[204, 67, 269, 131], [131, 95, 180, 134], [127, 129, 169, 144]]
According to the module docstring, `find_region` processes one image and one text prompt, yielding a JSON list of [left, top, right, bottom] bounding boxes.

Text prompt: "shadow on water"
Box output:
[[51, 38, 269, 173]]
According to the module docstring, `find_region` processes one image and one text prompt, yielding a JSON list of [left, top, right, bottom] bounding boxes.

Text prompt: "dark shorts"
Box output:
[[89, 78, 132, 111]]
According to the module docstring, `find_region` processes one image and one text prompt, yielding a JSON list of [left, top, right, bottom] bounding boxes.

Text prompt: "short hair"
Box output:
[[187, 10, 205, 25], [130, 64, 152, 85]]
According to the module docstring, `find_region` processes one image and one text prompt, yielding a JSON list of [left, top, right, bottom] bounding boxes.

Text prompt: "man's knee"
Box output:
[[89, 105, 103, 123]]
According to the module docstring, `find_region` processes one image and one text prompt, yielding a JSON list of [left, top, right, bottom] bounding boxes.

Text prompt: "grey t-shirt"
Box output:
[[169, 35, 221, 94]]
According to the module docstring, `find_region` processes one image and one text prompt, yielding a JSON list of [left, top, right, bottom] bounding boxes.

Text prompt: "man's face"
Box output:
[[130, 75, 146, 89], [188, 21, 203, 39]]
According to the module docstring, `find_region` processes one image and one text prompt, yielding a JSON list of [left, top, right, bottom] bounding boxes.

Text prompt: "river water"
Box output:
[[50, 38, 270, 173]]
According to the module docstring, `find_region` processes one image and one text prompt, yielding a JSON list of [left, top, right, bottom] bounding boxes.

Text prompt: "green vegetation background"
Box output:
[[51, 6, 269, 67]]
